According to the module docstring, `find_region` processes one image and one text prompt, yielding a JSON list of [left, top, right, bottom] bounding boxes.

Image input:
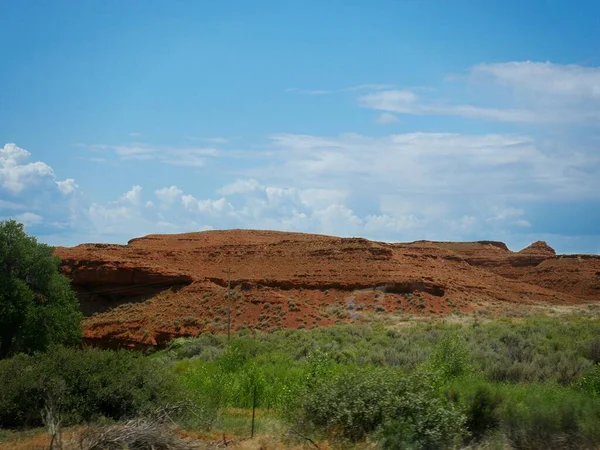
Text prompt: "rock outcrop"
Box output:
[[54, 230, 598, 348]]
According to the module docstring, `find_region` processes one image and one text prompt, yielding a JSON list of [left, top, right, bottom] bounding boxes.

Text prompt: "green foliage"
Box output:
[[576, 363, 600, 396], [293, 366, 466, 446], [164, 318, 600, 446], [4, 315, 600, 449], [446, 378, 600, 448], [171, 317, 600, 385], [447, 378, 503, 442], [377, 371, 467, 450], [427, 330, 472, 381], [588, 337, 600, 364], [173, 338, 307, 430], [0, 346, 179, 428], [298, 367, 399, 442], [0, 220, 82, 358], [497, 383, 600, 449]]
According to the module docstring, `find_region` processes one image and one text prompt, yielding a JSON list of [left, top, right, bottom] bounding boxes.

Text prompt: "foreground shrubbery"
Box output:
[[2, 316, 600, 449], [296, 367, 466, 447], [170, 316, 600, 384], [0, 346, 179, 428], [170, 317, 600, 448]]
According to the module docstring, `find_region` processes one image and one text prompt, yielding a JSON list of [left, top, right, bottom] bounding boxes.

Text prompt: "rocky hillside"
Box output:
[[55, 230, 599, 348]]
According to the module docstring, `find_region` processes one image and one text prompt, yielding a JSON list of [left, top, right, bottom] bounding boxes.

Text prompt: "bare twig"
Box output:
[[288, 428, 321, 450]]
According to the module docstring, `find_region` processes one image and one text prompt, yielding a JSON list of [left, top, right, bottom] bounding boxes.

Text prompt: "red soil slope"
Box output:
[[54, 230, 599, 348]]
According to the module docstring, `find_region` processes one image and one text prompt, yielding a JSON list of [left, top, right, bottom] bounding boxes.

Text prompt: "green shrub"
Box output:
[[164, 318, 600, 444], [427, 330, 472, 381], [588, 338, 600, 364], [447, 379, 503, 442], [494, 383, 600, 450], [377, 372, 466, 450], [294, 367, 465, 446], [0, 346, 179, 428], [577, 364, 600, 396], [298, 368, 399, 441]]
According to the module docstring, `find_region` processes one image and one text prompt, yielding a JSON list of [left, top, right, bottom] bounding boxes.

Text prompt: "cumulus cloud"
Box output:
[[182, 195, 233, 215], [121, 185, 143, 205], [155, 186, 183, 206], [0, 143, 55, 193], [57, 178, 79, 195], [0, 143, 81, 235]]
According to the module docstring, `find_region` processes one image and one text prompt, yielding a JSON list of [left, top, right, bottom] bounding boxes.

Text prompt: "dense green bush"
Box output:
[[577, 363, 600, 396], [0, 346, 179, 428], [498, 383, 600, 449], [446, 378, 600, 449], [298, 367, 399, 442], [293, 366, 466, 446]]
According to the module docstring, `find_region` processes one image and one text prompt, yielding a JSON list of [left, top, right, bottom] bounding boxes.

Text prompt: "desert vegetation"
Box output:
[[2, 318, 600, 449]]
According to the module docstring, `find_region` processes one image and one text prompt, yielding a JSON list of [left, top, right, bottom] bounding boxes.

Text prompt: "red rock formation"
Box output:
[[54, 230, 598, 348]]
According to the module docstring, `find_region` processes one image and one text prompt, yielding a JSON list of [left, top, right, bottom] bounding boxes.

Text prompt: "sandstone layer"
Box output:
[[54, 230, 599, 348]]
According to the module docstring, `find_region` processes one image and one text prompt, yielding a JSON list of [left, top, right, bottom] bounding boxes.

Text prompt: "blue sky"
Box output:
[[1, 0, 600, 253]]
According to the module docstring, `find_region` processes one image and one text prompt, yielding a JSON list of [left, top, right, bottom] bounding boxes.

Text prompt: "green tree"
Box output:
[[0, 220, 81, 359]]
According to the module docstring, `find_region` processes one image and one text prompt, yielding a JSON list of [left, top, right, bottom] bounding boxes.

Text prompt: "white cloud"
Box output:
[[374, 112, 399, 124], [56, 178, 79, 195], [181, 193, 233, 215], [89, 204, 135, 227], [0, 143, 55, 193], [359, 62, 600, 124], [360, 90, 418, 112], [85, 143, 220, 167], [169, 148, 220, 168], [364, 214, 424, 233], [218, 179, 261, 195], [297, 188, 347, 209], [121, 185, 143, 205], [0, 143, 83, 236], [471, 61, 600, 100], [155, 186, 183, 206], [360, 90, 538, 123], [88, 143, 156, 160], [7, 62, 600, 251], [266, 132, 563, 196]]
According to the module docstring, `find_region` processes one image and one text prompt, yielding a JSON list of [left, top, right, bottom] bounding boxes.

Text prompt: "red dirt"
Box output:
[[54, 229, 600, 348]]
